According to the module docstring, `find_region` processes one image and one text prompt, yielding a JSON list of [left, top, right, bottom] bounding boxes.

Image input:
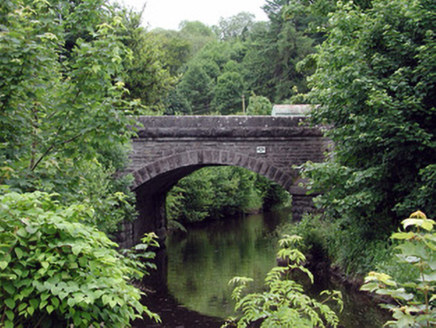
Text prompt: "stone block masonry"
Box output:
[[118, 116, 330, 248]]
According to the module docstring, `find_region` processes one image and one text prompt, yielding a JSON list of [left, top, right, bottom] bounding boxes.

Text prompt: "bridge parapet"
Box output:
[[134, 115, 322, 138]]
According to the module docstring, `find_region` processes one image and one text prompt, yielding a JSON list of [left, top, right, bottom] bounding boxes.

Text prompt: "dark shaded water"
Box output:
[[134, 211, 390, 328]]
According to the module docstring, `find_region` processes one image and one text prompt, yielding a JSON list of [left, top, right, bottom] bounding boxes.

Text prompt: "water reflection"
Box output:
[[136, 210, 391, 328], [166, 212, 284, 318]]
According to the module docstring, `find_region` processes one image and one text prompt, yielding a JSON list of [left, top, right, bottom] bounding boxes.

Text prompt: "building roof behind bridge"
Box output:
[[271, 104, 312, 116]]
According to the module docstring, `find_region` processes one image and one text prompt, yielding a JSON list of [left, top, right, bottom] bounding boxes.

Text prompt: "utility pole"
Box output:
[[242, 94, 246, 115]]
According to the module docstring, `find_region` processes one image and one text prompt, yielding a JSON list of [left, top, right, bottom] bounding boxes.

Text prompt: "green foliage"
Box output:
[[295, 213, 393, 275], [212, 71, 245, 115], [243, 0, 317, 103], [158, 4, 321, 115], [0, 0, 149, 232], [283, 214, 329, 256], [120, 6, 175, 112], [254, 173, 291, 211], [166, 167, 288, 226], [178, 63, 215, 114], [306, 0, 436, 228], [166, 167, 259, 224], [246, 94, 272, 115], [163, 88, 192, 115], [361, 211, 436, 327], [215, 12, 256, 41], [70, 161, 137, 234], [225, 235, 342, 328], [0, 189, 160, 327]]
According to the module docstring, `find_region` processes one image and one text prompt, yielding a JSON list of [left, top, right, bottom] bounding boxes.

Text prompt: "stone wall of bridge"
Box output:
[[117, 116, 330, 248]]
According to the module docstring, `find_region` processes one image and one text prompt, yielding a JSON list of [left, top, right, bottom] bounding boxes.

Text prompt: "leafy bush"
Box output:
[[361, 211, 436, 327], [225, 235, 342, 328], [285, 213, 392, 275], [246, 94, 272, 116], [0, 189, 159, 328]]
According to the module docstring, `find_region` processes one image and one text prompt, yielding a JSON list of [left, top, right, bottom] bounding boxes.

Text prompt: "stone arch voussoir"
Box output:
[[131, 149, 299, 192]]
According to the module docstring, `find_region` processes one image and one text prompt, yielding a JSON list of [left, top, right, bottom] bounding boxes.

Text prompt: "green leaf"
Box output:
[[5, 310, 15, 321], [73, 313, 82, 326], [402, 218, 435, 231], [39, 299, 48, 310], [15, 247, 24, 259], [72, 245, 82, 255], [68, 297, 76, 307], [58, 291, 68, 300], [0, 261, 8, 269], [46, 305, 54, 314], [16, 228, 28, 238], [5, 298, 15, 309], [26, 225, 38, 234], [27, 306, 34, 315], [3, 281, 15, 294], [423, 272, 436, 282], [29, 298, 38, 309], [391, 232, 415, 240], [428, 260, 436, 270], [51, 297, 60, 308]]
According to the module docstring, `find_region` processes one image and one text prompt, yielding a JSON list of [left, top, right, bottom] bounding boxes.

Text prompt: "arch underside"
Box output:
[[131, 149, 299, 193]]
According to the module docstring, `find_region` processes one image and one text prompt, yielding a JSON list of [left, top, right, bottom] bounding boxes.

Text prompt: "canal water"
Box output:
[[134, 210, 390, 328]]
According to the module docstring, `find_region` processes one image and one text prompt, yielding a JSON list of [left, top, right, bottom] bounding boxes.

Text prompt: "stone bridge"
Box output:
[[118, 116, 329, 248]]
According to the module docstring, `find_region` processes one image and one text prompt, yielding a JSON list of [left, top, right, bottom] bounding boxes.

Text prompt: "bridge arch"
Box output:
[[131, 149, 298, 192], [117, 116, 329, 248]]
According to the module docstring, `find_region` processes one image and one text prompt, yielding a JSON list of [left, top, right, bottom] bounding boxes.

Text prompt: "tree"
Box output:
[[166, 167, 260, 224], [196, 41, 238, 70], [0, 0, 142, 232], [163, 88, 192, 115], [179, 20, 217, 56], [303, 0, 436, 236], [152, 29, 192, 75], [246, 94, 272, 115], [215, 12, 255, 41], [178, 63, 215, 114], [0, 2, 163, 324], [242, 0, 317, 102], [212, 71, 245, 114], [119, 6, 175, 112]]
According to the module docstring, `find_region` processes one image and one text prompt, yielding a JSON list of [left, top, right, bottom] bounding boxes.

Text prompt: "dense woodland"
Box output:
[[1, 0, 436, 326]]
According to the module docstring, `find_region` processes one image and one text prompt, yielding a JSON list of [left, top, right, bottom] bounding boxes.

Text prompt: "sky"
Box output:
[[119, 0, 269, 31]]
